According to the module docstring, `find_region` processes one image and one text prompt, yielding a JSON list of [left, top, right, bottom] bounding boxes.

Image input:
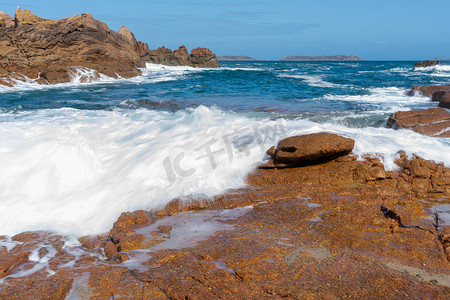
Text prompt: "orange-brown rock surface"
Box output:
[[387, 107, 450, 137], [0, 9, 219, 86], [0, 152, 449, 299]]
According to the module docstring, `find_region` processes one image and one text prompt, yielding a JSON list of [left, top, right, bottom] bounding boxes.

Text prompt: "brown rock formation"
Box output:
[[0, 11, 14, 28], [407, 85, 450, 97], [260, 132, 355, 168], [414, 60, 440, 68], [148, 45, 220, 68], [0, 9, 219, 86], [387, 108, 450, 137], [0, 153, 449, 298], [0, 9, 147, 84], [406, 85, 450, 109]]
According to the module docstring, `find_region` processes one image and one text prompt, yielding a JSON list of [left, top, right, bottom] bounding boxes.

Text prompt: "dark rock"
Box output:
[[147, 45, 220, 68], [432, 91, 447, 102], [386, 108, 450, 137], [439, 93, 450, 109], [414, 60, 440, 68]]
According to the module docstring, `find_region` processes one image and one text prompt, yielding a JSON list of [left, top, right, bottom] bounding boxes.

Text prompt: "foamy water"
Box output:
[[0, 61, 449, 236]]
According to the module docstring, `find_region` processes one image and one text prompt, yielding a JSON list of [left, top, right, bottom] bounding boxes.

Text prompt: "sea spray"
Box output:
[[0, 105, 449, 236], [0, 61, 449, 237]]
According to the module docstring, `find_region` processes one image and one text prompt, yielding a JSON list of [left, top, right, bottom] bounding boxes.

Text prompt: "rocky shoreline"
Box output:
[[0, 9, 219, 86], [0, 11, 449, 298], [0, 132, 449, 298]]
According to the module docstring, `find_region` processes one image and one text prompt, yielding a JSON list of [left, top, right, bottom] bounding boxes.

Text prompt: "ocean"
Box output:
[[0, 61, 449, 237]]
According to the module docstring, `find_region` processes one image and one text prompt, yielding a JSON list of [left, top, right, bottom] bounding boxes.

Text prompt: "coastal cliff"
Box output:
[[0, 9, 219, 85]]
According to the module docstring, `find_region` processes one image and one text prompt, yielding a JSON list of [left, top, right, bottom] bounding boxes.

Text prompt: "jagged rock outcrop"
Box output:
[[387, 108, 450, 137], [0, 9, 219, 85], [147, 45, 220, 68], [406, 85, 450, 109], [260, 132, 355, 168], [0, 9, 148, 84], [414, 60, 440, 68]]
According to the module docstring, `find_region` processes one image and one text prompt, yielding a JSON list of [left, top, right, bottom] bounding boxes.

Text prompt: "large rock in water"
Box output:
[[406, 85, 450, 109], [147, 45, 220, 68], [407, 85, 450, 97], [260, 133, 355, 168], [387, 108, 450, 137], [413, 60, 440, 68]]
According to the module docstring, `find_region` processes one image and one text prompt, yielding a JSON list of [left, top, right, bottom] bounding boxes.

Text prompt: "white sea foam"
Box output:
[[0, 65, 195, 94], [0, 64, 269, 94], [414, 64, 450, 78], [414, 64, 450, 72], [0, 67, 120, 93], [278, 74, 349, 88], [0, 105, 449, 237], [0, 106, 285, 236], [323, 87, 429, 111]]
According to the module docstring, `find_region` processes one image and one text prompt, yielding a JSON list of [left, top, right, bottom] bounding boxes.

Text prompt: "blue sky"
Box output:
[[2, 0, 449, 60]]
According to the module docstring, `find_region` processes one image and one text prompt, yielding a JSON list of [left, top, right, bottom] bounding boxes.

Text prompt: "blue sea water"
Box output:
[[0, 61, 449, 236]]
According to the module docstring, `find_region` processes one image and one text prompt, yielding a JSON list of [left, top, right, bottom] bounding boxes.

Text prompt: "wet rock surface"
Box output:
[[0, 153, 449, 299], [387, 108, 450, 137]]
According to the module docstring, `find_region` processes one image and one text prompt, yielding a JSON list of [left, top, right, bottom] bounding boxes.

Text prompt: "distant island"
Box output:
[[280, 55, 363, 61], [432, 57, 450, 61], [217, 55, 266, 61]]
